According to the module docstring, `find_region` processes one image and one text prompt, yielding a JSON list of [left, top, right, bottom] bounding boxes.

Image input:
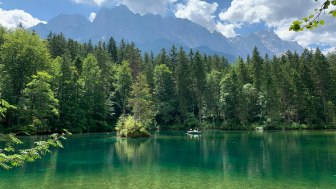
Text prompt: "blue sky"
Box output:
[[0, 0, 335, 52]]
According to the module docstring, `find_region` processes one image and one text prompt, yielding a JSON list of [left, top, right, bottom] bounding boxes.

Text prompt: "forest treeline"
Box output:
[[1, 27, 336, 133]]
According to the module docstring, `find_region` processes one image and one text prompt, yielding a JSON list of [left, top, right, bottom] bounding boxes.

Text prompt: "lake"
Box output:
[[1, 130, 336, 189]]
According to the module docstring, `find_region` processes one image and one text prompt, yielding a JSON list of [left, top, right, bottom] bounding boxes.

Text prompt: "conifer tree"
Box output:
[[154, 64, 177, 125]]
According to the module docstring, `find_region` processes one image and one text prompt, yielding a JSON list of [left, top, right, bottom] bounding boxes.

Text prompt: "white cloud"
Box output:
[[0, 8, 46, 29], [74, 0, 239, 37], [73, 0, 177, 15], [219, 0, 336, 48], [175, 0, 218, 31], [322, 47, 336, 55], [216, 22, 240, 38], [89, 12, 96, 22], [174, 0, 238, 38], [73, 0, 106, 6], [119, 0, 177, 15]]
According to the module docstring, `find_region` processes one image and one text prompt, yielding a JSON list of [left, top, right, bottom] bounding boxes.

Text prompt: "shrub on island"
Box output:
[[115, 115, 150, 138]]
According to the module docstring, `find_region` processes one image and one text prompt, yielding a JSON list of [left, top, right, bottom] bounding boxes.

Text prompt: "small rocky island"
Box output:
[[115, 74, 154, 138]]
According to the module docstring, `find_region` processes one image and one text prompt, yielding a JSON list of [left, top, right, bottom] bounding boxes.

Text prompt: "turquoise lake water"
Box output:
[[1, 130, 336, 189]]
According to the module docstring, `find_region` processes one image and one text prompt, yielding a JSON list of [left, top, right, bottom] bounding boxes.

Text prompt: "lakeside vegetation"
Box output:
[[0, 27, 336, 136]]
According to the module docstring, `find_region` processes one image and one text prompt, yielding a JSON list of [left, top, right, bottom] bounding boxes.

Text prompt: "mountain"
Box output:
[[231, 30, 304, 57], [31, 5, 303, 61], [32, 14, 90, 41]]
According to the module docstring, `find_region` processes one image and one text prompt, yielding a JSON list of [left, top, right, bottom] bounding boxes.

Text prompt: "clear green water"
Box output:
[[1, 131, 336, 189]]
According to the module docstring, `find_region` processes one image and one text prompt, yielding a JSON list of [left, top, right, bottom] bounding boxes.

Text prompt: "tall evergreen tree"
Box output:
[[114, 61, 132, 115], [168, 45, 177, 72], [175, 47, 192, 123], [46, 33, 67, 59], [262, 55, 281, 125], [153, 64, 177, 125], [192, 51, 206, 121], [129, 74, 155, 128], [107, 37, 118, 63], [204, 70, 222, 124], [81, 54, 103, 132], [142, 52, 155, 93], [251, 47, 263, 91]]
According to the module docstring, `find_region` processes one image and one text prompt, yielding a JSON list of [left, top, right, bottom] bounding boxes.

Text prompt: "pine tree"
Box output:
[[175, 47, 192, 123], [262, 55, 281, 125], [153, 64, 177, 125], [142, 52, 155, 93], [157, 48, 169, 65], [220, 70, 241, 125], [169, 45, 177, 72], [53, 54, 85, 132], [114, 61, 132, 115], [204, 70, 222, 125], [118, 39, 126, 64], [81, 54, 102, 132], [313, 48, 334, 123], [191, 51, 206, 121], [237, 57, 250, 84], [107, 37, 118, 63], [125, 42, 141, 79], [251, 47, 263, 91], [129, 74, 155, 128], [46, 33, 67, 58]]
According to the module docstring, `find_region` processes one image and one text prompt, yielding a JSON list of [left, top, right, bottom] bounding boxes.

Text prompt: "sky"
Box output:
[[0, 0, 335, 53]]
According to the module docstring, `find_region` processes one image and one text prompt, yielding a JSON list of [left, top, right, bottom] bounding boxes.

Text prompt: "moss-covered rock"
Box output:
[[115, 115, 150, 138]]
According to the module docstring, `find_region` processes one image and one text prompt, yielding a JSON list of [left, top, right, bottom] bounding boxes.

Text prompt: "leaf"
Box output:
[[329, 10, 336, 17], [313, 20, 319, 28], [319, 20, 325, 25], [289, 20, 303, 31], [323, 1, 330, 9]]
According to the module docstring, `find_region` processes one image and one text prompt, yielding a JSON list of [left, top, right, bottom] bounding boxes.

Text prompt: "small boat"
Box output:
[[187, 130, 202, 135]]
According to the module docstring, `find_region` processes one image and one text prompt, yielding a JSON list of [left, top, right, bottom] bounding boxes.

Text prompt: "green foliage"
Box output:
[[19, 72, 59, 132], [54, 54, 86, 132], [0, 99, 16, 120], [290, 0, 336, 31], [47, 33, 67, 58], [107, 37, 118, 63], [81, 54, 106, 131], [191, 51, 207, 121], [128, 74, 155, 128], [1, 27, 336, 134], [0, 130, 71, 170], [175, 47, 192, 123], [114, 61, 132, 115], [153, 64, 177, 125], [115, 115, 150, 138], [204, 70, 222, 124], [0, 29, 51, 105]]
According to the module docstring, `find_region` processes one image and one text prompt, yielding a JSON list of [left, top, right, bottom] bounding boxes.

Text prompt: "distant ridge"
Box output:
[[31, 5, 304, 61]]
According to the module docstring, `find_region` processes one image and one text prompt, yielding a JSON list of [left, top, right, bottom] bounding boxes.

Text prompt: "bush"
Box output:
[[115, 115, 150, 138]]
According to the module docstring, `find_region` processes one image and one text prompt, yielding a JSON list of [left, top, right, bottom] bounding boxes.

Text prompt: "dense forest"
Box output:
[[0, 27, 336, 134]]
